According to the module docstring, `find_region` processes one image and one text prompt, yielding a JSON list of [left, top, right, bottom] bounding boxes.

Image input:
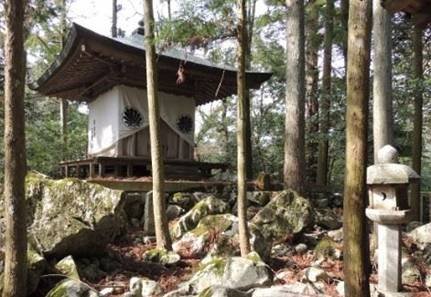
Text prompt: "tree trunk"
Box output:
[[143, 0, 172, 250], [244, 0, 257, 180], [284, 0, 305, 194], [112, 0, 118, 37], [2, 0, 28, 296], [411, 27, 423, 222], [316, 0, 334, 186], [372, 0, 393, 162], [343, 0, 372, 296], [60, 0, 68, 160], [237, 0, 251, 257], [341, 0, 349, 65], [305, 0, 319, 184]]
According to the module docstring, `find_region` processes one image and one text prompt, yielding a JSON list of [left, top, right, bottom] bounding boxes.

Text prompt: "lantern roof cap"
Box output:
[[367, 145, 420, 185]]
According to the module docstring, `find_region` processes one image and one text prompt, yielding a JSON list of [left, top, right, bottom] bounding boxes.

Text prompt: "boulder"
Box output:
[[314, 237, 342, 260], [251, 283, 320, 296], [327, 228, 343, 242], [55, 256, 80, 280], [142, 248, 181, 266], [129, 277, 162, 297], [314, 208, 342, 230], [294, 243, 308, 254], [247, 192, 272, 206], [198, 286, 250, 297], [171, 192, 198, 210], [27, 247, 48, 294], [46, 279, 100, 297], [77, 258, 107, 282], [173, 214, 237, 258], [303, 267, 329, 283], [176, 253, 272, 295], [401, 257, 421, 284], [171, 196, 229, 239], [251, 190, 313, 242], [2, 172, 128, 258], [167, 205, 186, 221], [409, 223, 431, 246]]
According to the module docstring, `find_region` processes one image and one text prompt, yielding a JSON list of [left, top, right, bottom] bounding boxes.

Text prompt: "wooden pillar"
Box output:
[[114, 165, 120, 177], [98, 163, 105, 177], [89, 163, 95, 178], [64, 165, 69, 178], [127, 163, 133, 177]]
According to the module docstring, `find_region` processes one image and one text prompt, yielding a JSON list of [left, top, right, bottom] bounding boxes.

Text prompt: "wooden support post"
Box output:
[[127, 164, 133, 177], [89, 163, 95, 178], [64, 165, 69, 178], [99, 163, 105, 177], [114, 165, 120, 177]]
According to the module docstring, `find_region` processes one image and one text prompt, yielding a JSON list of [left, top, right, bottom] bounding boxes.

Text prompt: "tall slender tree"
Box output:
[[244, 0, 257, 180], [343, 0, 372, 296], [341, 0, 349, 65], [60, 0, 68, 160], [143, 0, 172, 250], [237, 0, 251, 257], [411, 27, 423, 221], [112, 0, 118, 37], [316, 0, 334, 186], [2, 0, 28, 295], [284, 0, 305, 193], [305, 0, 319, 183], [372, 0, 393, 162]]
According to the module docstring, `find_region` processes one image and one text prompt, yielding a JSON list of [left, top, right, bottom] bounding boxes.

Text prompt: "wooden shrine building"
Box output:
[[32, 23, 271, 180]]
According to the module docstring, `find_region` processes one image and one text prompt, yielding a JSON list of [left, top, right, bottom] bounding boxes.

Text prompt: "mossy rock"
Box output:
[[46, 279, 99, 297], [171, 192, 198, 210], [21, 172, 127, 258], [55, 256, 80, 280], [251, 190, 313, 242], [314, 237, 341, 260], [142, 248, 180, 265], [171, 196, 229, 239], [185, 254, 272, 294], [173, 214, 237, 258]]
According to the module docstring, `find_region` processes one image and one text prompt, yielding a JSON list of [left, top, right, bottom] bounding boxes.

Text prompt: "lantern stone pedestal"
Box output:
[[366, 145, 419, 295]]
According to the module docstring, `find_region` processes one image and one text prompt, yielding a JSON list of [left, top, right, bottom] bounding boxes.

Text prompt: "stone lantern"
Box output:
[[366, 145, 420, 293]]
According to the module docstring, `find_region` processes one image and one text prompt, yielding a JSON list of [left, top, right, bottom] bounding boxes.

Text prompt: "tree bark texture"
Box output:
[[143, 0, 172, 250], [244, 0, 257, 180], [341, 0, 349, 66], [284, 0, 305, 194], [2, 0, 28, 296], [305, 0, 319, 183], [343, 0, 372, 296], [60, 0, 68, 160], [411, 27, 423, 221], [372, 0, 393, 162], [316, 0, 334, 186], [112, 0, 118, 37], [237, 0, 251, 257]]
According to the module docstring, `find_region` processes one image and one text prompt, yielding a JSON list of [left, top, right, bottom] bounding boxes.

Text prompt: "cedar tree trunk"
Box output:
[[143, 0, 173, 250], [316, 0, 334, 186], [2, 0, 28, 296], [372, 0, 393, 162], [343, 0, 372, 296], [284, 0, 305, 194], [237, 0, 251, 256], [411, 27, 423, 221]]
